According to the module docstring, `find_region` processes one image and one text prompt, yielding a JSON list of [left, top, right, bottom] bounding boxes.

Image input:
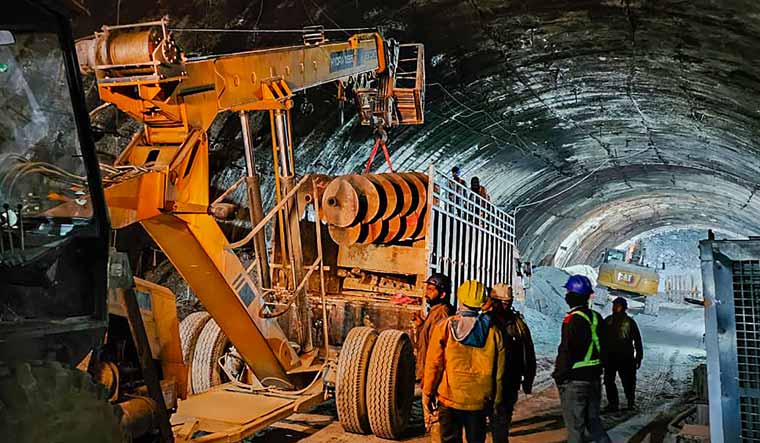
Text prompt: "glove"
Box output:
[[422, 394, 436, 416], [522, 381, 533, 395], [484, 398, 494, 416], [636, 359, 642, 369], [412, 312, 425, 328]]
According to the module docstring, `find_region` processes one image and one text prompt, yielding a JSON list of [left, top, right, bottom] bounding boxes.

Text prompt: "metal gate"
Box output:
[[426, 167, 516, 295], [700, 239, 760, 442]]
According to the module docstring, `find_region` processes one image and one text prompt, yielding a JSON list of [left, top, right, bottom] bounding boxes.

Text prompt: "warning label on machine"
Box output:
[[330, 48, 378, 72]]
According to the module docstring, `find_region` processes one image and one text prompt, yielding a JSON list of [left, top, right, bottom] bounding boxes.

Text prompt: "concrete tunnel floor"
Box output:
[[251, 297, 706, 443]]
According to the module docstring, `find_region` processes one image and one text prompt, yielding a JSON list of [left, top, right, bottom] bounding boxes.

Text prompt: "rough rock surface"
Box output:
[[71, 0, 760, 268]]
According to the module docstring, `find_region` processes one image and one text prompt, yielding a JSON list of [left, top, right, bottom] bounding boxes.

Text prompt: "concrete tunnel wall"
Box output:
[[75, 0, 760, 267]]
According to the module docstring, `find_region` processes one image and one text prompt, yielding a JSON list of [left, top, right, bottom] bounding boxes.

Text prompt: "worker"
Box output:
[[423, 280, 506, 443], [552, 275, 611, 443], [448, 166, 467, 216], [451, 166, 466, 186], [414, 273, 455, 382], [470, 176, 490, 201], [603, 296, 643, 412], [485, 283, 536, 443]]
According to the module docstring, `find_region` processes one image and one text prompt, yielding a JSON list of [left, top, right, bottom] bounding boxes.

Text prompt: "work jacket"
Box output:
[[552, 306, 607, 384], [604, 312, 643, 364], [416, 301, 455, 381], [423, 312, 505, 411], [472, 185, 490, 202], [489, 306, 537, 394]]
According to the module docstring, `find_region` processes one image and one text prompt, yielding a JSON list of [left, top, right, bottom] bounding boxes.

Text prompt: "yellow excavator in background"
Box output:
[[597, 241, 660, 304]]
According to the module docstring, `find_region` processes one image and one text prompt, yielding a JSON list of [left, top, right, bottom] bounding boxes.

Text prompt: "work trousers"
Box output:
[[491, 387, 519, 443], [438, 405, 487, 443], [604, 358, 637, 408], [558, 379, 611, 443]]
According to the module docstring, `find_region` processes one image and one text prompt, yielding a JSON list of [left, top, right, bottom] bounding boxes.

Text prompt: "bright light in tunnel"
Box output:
[[553, 217, 747, 270], [615, 228, 735, 294]]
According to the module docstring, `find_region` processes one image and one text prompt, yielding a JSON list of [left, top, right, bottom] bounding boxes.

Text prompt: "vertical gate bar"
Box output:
[[508, 236, 513, 287], [504, 217, 509, 284], [498, 217, 504, 284], [465, 219, 472, 282], [499, 238, 505, 285], [503, 219, 509, 284], [479, 219, 485, 285], [439, 213, 445, 281], [425, 165, 436, 278], [474, 218, 480, 284], [459, 201, 466, 286], [475, 221, 481, 283], [452, 198, 459, 296], [486, 222, 499, 286], [481, 213, 486, 284]]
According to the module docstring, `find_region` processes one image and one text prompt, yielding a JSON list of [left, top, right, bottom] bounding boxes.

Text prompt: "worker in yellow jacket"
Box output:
[[423, 280, 506, 443]]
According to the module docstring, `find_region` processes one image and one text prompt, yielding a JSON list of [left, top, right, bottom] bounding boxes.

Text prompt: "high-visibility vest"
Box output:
[[571, 311, 602, 369]]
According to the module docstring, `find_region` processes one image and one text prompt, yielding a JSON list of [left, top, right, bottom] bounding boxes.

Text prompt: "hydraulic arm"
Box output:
[[73, 18, 425, 382]]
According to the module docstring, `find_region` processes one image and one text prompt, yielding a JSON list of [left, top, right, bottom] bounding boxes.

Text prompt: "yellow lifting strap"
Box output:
[[571, 310, 602, 369]]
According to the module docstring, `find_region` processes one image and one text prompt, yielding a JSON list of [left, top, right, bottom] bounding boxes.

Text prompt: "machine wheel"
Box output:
[[179, 311, 211, 365], [336, 327, 378, 434], [0, 361, 128, 443], [191, 319, 229, 394], [366, 329, 415, 439]]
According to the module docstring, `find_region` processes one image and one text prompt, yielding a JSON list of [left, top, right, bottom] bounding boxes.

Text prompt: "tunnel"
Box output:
[[76, 0, 760, 270], [2, 0, 754, 442]]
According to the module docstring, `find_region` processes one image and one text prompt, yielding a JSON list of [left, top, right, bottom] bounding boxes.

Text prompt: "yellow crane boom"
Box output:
[[69, 17, 425, 384]]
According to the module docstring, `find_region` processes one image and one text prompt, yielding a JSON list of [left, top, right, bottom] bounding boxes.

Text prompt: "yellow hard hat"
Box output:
[[491, 283, 513, 300], [457, 280, 487, 308]]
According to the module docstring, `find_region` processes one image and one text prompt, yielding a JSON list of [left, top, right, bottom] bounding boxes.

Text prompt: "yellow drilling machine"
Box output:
[[1, 3, 520, 442]]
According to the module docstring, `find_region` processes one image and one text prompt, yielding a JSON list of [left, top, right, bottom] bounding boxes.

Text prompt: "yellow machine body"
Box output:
[[598, 260, 659, 296], [67, 17, 426, 442]]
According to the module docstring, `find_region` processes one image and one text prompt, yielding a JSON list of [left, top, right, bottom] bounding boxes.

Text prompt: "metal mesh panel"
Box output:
[[733, 260, 760, 441], [740, 397, 760, 442]]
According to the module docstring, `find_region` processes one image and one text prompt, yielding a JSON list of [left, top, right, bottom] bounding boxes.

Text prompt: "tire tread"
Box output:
[[367, 329, 415, 439], [336, 327, 378, 434], [191, 319, 228, 394]]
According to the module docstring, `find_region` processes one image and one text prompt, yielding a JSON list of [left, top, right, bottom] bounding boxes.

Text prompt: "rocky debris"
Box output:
[[518, 266, 569, 371], [631, 228, 733, 294], [523, 266, 570, 320], [563, 264, 599, 288]]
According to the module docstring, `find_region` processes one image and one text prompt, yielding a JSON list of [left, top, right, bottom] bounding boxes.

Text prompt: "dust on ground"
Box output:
[[250, 267, 706, 443]]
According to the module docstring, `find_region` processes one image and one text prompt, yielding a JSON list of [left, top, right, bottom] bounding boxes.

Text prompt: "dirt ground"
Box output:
[[251, 303, 705, 443]]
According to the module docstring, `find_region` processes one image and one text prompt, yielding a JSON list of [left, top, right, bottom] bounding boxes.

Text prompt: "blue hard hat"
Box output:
[[425, 273, 452, 295], [564, 275, 594, 296]]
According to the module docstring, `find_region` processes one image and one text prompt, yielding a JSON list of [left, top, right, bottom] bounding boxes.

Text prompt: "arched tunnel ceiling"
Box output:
[[77, 0, 760, 265]]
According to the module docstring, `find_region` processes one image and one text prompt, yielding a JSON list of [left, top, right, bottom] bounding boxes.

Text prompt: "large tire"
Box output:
[[0, 361, 128, 443], [191, 319, 229, 394], [179, 311, 211, 365], [336, 327, 378, 434], [367, 329, 416, 439]]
